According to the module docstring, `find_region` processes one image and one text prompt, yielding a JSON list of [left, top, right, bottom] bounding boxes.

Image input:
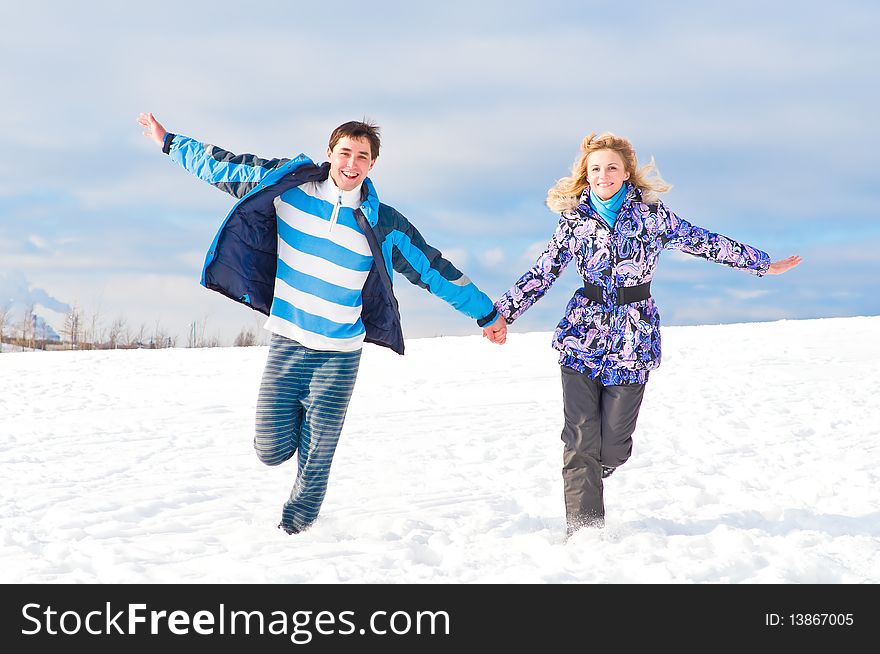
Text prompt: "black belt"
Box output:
[[582, 280, 651, 305]]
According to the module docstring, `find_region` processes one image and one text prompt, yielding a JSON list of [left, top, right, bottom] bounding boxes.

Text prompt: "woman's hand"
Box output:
[[766, 255, 802, 275]]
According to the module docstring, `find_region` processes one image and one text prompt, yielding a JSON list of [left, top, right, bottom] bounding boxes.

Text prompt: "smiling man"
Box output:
[[137, 113, 506, 534]]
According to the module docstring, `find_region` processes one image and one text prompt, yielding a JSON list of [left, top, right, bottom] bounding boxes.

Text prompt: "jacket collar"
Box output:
[[312, 162, 380, 228], [576, 181, 641, 221]]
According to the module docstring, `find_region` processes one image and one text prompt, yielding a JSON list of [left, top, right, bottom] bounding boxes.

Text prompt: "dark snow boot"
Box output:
[[278, 522, 301, 535]]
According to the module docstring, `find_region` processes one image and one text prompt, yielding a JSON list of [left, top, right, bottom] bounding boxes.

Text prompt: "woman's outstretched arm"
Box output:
[[766, 255, 802, 275]]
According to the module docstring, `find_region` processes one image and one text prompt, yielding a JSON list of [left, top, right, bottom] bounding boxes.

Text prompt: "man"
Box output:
[[137, 112, 507, 534]]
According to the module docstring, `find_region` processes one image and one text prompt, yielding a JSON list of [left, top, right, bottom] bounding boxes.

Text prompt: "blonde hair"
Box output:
[[546, 132, 672, 213]]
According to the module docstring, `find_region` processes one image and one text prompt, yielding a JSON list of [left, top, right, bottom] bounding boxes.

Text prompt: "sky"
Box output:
[[1, 0, 878, 345], [2, 315, 879, 583]]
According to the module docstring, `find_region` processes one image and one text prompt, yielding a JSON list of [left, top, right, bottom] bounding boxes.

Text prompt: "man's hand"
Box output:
[[483, 314, 507, 345], [766, 255, 802, 275], [137, 112, 168, 148]]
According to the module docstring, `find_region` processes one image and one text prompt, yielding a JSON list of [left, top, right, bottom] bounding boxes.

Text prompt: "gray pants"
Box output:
[[560, 366, 645, 532]]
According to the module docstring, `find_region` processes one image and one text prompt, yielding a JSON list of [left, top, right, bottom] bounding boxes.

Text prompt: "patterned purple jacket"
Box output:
[[495, 183, 771, 385]]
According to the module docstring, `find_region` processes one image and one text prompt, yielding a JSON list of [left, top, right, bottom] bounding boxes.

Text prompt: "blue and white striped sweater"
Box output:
[[164, 133, 498, 354], [265, 178, 373, 351]]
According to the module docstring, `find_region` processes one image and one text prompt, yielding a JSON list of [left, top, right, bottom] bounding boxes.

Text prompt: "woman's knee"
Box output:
[[600, 439, 633, 468]]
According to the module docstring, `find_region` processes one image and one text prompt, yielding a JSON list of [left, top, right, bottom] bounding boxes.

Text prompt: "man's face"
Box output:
[[327, 136, 376, 192]]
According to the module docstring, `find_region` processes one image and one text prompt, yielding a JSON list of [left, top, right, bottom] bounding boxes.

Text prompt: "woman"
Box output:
[[486, 132, 801, 536]]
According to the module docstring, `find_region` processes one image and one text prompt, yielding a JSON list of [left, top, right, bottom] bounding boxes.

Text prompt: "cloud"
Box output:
[[726, 289, 771, 300], [520, 240, 549, 265], [0, 0, 876, 344], [0, 271, 70, 316], [26, 235, 49, 250], [480, 248, 505, 268], [441, 248, 469, 269]]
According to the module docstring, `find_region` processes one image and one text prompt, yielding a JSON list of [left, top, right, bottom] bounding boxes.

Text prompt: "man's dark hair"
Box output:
[[328, 120, 381, 160]]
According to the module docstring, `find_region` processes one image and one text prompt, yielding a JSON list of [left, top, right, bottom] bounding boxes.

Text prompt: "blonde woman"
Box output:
[[486, 132, 801, 536]]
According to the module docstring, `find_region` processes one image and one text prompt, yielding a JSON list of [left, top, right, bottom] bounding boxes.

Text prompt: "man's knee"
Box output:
[[254, 438, 294, 466]]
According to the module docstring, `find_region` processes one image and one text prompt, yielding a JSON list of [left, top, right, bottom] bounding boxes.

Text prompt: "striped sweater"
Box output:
[[266, 177, 372, 350], [162, 133, 498, 353]]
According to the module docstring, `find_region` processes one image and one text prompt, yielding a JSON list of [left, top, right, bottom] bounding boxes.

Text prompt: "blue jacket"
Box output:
[[163, 133, 498, 354]]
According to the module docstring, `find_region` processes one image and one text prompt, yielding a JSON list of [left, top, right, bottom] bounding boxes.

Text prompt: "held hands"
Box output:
[[483, 314, 508, 345], [766, 255, 802, 275], [137, 112, 167, 148]]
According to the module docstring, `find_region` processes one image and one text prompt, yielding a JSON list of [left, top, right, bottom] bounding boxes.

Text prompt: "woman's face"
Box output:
[[586, 149, 630, 200]]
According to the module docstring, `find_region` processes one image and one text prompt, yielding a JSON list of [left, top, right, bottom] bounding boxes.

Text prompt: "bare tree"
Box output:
[[149, 320, 178, 349], [108, 316, 127, 349], [0, 302, 11, 352], [188, 317, 221, 348], [20, 303, 35, 351], [151, 320, 166, 349], [81, 306, 105, 350], [62, 304, 82, 350], [128, 322, 147, 348], [234, 327, 257, 347], [251, 317, 269, 346]]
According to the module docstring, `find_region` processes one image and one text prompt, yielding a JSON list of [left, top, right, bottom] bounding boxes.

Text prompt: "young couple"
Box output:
[[138, 114, 800, 537]]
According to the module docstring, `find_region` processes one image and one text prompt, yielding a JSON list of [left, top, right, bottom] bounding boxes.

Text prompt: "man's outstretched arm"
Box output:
[[135, 111, 294, 199], [384, 207, 505, 342], [138, 112, 167, 148]]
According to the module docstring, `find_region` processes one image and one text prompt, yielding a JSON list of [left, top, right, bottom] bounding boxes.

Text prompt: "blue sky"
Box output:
[[1, 0, 878, 345]]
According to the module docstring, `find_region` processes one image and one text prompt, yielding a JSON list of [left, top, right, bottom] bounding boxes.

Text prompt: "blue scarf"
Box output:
[[589, 183, 628, 227]]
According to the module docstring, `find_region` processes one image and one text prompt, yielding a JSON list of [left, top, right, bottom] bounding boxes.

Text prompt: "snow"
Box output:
[[1, 316, 878, 583]]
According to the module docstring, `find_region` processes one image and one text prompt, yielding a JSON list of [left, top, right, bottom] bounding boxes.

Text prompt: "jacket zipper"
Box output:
[[329, 191, 343, 232], [593, 209, 619, 372]]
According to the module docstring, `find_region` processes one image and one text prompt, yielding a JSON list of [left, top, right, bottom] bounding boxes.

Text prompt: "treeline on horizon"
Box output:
[[0, 303, 264, 352]]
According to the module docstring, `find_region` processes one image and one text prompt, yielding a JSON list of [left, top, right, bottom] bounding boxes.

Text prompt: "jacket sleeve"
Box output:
[[163, 133, 291, 199], [657, 202, 771, 275], [387, 209, 498, 327], [494, 215, 574, 324]]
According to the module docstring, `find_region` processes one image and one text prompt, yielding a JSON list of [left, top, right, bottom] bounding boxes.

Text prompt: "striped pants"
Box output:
[[255, 334, 361, 533]]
